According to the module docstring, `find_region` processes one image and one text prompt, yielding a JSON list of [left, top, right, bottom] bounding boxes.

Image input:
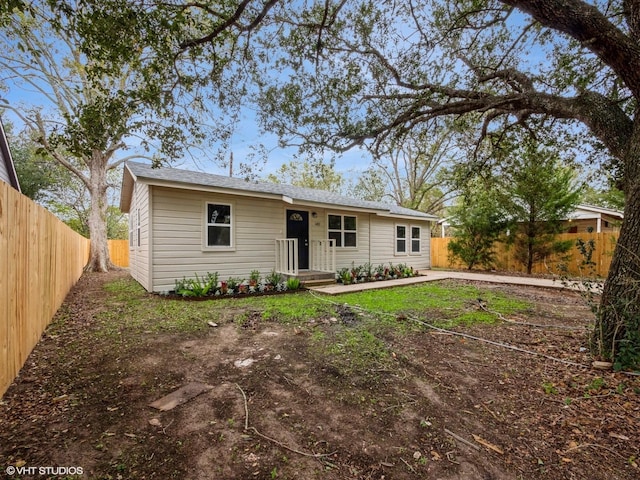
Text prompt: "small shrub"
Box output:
[[286, 277, 301, 290], [337, 267, 353, 284], [337, 262, 417, 284], [226, 277, 243, 292], [265, 270, 283, 287], [249, 270, 261, 285], [175, 273, 216, 297]]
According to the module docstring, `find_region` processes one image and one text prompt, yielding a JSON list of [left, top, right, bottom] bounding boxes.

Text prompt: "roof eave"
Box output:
[[119, 164, 135, 212], [131, 176, 286, 202], [376, 212, 439, 222]]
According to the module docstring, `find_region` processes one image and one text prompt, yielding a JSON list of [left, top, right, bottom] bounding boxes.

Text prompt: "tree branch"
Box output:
[[179, 0, 279, 50], [502, 0, 640, 96]]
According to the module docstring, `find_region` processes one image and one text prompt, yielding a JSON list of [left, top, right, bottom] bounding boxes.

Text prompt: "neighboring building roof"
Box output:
[[437, 204, 624, 236], [121, 161, 438, 221], [568, 204, 624, 220], [0, 118, 21, 192]]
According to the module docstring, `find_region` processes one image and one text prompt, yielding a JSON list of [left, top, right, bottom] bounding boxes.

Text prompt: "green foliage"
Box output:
[[352, 169, 385, 202], [447, 178, 510, 270], [264, 158, 345, 193], [171, 270, 304, 298], [594, 299, 640, 371], [175, 273, 216, 297], [581, 185, 625, 211], [499, 139, 582, 274], [1, 2, 203, 267], [249, 270, 261, 284], [336, 262, 416, 284], [265, 270, 283, 287], [7, 125, 62, 201], [337, 267, 353, 285], [226, 277, 243, 292], [359, 123, 458, 215], [285, 277, 301, 290]]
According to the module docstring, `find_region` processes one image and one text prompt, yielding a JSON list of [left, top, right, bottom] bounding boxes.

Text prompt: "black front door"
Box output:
[[286, 209, 309, 269]]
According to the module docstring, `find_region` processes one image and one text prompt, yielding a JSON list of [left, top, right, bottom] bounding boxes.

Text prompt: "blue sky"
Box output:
[[1, 90, 369, 182]]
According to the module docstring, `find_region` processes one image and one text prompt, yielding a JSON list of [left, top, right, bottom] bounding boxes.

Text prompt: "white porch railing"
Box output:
[[311, 239, 336, 273], [275, 238, 298, 275]]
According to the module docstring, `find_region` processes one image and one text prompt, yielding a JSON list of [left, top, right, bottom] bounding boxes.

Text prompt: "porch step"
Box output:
[[283, 270, 336, 286], [301, 278, 336, 287]]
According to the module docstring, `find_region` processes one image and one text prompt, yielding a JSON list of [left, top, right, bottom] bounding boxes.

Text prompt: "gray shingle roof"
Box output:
[[125, 161, 437, 220]]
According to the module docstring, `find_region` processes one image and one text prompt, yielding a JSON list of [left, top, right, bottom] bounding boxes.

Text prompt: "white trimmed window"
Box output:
[[206, 203, 232, 247], [411, 226, 421, 254], [328, 214, 357, 247], [396, 225, 407, 254]]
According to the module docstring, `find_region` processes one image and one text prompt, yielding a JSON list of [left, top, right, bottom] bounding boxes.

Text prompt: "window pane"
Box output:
[[328, 231, 342, 247], [412, 227, 420, 239], [328, 215, 342, 230], [344, 232, 357, 247], [208, 226, 230, 246], [412, 239, 420, 253], [396, 225, 406, 238], [397, 239, 406, 253], [344, 216, 356, 231], [208, 204, 231, 224]]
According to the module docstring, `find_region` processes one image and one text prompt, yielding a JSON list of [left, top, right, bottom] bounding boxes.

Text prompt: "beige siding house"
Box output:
[[120, 162, 438, 292]]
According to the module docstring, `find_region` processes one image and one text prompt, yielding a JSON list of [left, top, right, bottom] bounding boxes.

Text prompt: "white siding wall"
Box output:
[[151, 187, 286, 292], [370, 216, 432, 270], [0, 158, 10, 185], [129, 183, 151, 291]]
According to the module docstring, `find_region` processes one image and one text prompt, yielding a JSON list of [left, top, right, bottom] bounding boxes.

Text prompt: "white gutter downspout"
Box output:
[[597, 217, 602, 233]]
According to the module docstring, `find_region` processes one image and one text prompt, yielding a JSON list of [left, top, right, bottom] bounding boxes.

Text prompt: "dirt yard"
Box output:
[[1, 271, 638, 480]]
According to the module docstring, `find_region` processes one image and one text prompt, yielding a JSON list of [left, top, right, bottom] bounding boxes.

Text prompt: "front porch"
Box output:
[[275, 238, 336, 285]]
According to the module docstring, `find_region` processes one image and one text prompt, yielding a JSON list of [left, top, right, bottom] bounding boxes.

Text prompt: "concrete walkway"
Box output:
[[308, 269, 598, 295]]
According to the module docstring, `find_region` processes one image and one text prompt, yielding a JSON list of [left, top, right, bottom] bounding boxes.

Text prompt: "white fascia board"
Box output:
[[136, 177, 284, 201], [376, 212, 438, 222], [288, 199, 384, 214]]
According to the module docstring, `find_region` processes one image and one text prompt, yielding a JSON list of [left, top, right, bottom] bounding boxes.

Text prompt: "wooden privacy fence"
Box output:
[[431, 232, 619, 278], [108, 239, 129, 267], [1, 182, 90, 398]]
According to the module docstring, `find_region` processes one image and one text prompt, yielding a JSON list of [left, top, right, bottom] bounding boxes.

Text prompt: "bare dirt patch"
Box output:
[[1, 271, 639, 480]]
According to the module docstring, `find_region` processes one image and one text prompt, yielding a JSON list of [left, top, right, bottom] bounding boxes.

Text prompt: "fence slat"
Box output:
[[0, 182, 90, 398], [108, 239, 129, 267], [430, 232, 619, 277]]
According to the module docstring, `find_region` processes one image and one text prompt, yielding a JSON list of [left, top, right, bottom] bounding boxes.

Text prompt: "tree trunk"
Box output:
[[85, 153, 113, 272], [594, 142, 640, 367], [526, 236, 534, 275]]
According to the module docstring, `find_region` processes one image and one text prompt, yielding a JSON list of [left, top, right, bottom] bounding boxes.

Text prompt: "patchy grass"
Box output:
[[94, 277, 532, 386], [95, 277, 531, 338], [336, 281, 530, 328]]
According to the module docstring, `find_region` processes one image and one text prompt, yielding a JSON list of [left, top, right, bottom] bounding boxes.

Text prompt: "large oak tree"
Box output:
[[65, 0, 640, 367], [256, 0, 640, 368], [1, 1, 219, 271]]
